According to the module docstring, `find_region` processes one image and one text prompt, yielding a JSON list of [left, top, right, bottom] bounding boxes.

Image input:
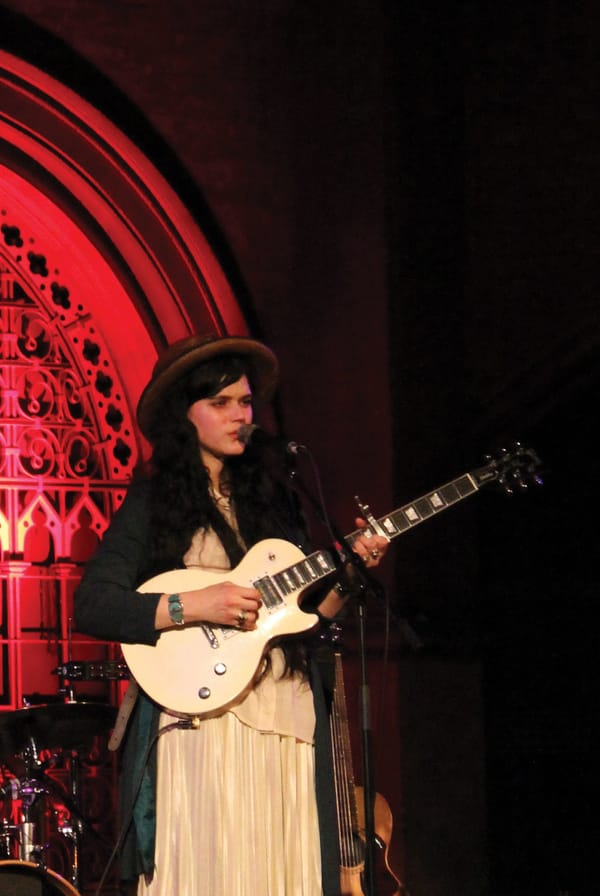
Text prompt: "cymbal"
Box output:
[[0, 702, 117, 764]]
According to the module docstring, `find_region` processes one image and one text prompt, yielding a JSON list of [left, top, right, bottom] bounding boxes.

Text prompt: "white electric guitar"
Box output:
[[121, 444, 540, 717]]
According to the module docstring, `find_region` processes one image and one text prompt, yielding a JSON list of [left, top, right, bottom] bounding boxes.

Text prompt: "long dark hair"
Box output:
[[141, 354, 310, 675]]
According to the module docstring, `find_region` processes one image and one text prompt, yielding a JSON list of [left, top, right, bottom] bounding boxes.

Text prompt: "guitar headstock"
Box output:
[[472, 442, 543, 495]]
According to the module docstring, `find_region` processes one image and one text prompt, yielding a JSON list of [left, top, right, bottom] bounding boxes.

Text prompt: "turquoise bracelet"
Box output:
[[167, 593, 185, 626]]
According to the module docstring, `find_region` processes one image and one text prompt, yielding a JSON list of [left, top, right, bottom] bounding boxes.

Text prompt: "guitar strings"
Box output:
[[330, 654, 363, 869]]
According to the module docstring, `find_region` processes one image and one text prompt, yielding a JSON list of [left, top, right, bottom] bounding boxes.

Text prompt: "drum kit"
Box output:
[[0, 672, 121, 895]]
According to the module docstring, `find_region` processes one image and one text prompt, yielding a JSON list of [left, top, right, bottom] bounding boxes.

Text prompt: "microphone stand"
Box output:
[[282, 463, 387, 896], [350, 563, 380, 896]]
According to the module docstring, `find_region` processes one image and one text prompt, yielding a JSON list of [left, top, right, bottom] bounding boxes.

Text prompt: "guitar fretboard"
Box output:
[[251, 472, 482, 606], [346, 472, 479, 548]]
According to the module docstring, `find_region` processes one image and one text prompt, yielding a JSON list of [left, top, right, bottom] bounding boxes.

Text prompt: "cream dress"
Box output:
[[138, 497, 323, 896]]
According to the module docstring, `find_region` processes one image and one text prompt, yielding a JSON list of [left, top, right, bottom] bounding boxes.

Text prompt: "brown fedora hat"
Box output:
[[136, 333, 279, 437]]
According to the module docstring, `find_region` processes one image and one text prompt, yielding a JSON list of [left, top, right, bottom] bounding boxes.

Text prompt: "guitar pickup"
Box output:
[[255, 576, 283, 609]]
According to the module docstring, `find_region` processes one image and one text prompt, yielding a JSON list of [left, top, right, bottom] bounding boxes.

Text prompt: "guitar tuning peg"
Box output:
[[497, 474, 514, 495]]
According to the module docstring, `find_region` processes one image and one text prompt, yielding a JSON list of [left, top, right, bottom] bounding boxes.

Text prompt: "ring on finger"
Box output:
[[370, 549, 380, 560], [237, 609, 247, 628]]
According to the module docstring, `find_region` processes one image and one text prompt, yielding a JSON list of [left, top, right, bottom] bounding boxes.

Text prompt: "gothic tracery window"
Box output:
[[0, 232, 137, 709]]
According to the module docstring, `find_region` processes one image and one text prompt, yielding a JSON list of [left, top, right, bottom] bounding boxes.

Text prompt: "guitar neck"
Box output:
[[261, 447, 537, 603], [330, 650, 363, 868], [345, 469, 484, 550]]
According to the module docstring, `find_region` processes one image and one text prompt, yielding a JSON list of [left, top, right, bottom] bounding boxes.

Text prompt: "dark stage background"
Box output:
[[1, 2, 599, 894]]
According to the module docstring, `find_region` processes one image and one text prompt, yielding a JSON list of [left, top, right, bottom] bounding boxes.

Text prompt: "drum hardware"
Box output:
[[0, 765, 76, 871], [53, 625, 129, 684], [0, 700, 118, 893], [54, 659, 130, 681], [9, 775, 49, 863], [0, 817, 14, 859], [56, 814, 78, 844], [4, 749, 106, 891], [0, 701, 118, 774], [1, 619, 120, 892], [17, 819, 44, 864], [0, 859, 80, 895]]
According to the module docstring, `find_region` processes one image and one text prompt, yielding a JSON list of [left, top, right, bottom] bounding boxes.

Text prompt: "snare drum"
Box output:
[[0, 859, 79, 894]]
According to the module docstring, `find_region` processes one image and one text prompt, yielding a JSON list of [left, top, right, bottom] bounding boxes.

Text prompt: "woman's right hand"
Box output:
[[156, 582, 262, 631]]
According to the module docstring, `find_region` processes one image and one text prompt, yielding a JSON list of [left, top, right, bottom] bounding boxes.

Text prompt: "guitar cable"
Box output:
[[93, 717, 194, 896]]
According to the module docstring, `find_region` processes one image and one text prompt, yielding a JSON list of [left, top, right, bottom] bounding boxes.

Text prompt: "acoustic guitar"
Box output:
[[121, 444, 540, 716], [329, 642, 407, 895]]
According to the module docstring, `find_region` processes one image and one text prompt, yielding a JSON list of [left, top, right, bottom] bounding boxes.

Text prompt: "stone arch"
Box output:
[[0, 47, 247, 403]]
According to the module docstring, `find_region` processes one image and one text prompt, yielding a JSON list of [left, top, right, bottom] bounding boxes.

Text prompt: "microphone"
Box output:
[[238, 423, 306, 455]]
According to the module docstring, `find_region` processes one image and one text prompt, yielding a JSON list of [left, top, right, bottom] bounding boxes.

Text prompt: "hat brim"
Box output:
[[136, 334, 279, 438]]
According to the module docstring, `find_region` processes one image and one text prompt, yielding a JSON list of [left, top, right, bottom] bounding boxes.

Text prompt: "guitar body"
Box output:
[[351, 786, 405, 896], [339, 864, 364, 896], [339, 789, 404, 895], [121, 538, 320, 717]]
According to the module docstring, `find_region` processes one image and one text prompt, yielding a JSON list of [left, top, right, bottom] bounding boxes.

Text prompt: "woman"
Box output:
[[75, 334, 389, 896]]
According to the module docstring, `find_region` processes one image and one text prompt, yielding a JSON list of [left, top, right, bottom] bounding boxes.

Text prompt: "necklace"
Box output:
[[208, 482, 231, 509]]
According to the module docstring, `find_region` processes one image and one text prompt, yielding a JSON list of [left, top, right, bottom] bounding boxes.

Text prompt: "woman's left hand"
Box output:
[[351, 517, 390, 568], [317, 518, 390, 619]]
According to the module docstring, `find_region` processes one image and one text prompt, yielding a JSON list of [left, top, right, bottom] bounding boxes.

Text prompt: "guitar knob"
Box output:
[[214, 663, 227, 676], [198, 687, 211, 700]]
